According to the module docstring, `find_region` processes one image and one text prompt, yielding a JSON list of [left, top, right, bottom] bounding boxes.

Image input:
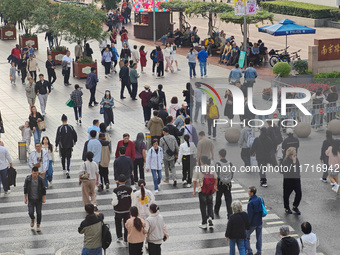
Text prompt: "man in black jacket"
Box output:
[[24, 167, 46, 232], [165, 115, 184, 145], [114, 146, 134, 187], [275, 225, 300, 255], [45, 55, 56, 87], [282, 128, 299, 158], [35, 74, 51, 116], [112, 174, 132, 245], [158, 103, 168, 125], [55, 114, 77, 179], [251, 127, 274, 187], [119, 60, 132, 99]]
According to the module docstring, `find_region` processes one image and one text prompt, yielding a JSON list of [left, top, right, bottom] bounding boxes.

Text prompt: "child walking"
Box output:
[[19, 121, 32, 153], [10, 62, 16, 85]]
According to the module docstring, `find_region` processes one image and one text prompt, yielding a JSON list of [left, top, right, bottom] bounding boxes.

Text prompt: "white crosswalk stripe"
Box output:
[[0, 164, 307, 255]]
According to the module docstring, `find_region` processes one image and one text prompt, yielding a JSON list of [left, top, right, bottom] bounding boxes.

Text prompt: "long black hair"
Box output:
[[150, 203, 159, 214], [130, 206, 143, 232], [135, 132, 145, 151], [184, 134, 190, 147], [139, 45, 145, 52], [41, 136, 53, 152], [99, 123, 107, 133], [331, 140, 340, 156], [138, 179, 146, 201]]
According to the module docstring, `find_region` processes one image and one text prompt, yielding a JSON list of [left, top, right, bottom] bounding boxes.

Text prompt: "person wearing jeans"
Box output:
[[112, 175, 133, 243], [197, 46, 208, 78], [225, 201, 249, 255], [0, 142, 13, 194], [193, 82, 205, 124], [102, 47, 112, 78], [71, 84, 83, 124], [24, 167, 46, 232], [62, 51, 72, 86], [193, 156, 218, 229], [186, 48, 198, 78], [35, 74, 51, 116], [246, 186, 263, 255], [238, 124, 253, 167], [146, 139, 163, 193]]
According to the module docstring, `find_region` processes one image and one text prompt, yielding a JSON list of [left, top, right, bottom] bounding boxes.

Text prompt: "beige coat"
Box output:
[[75, 44, 82, 58], [147, 117, 164, 137]]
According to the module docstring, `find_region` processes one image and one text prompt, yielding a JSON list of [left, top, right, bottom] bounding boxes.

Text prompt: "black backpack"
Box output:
[[150, 50, 156, 61], [102, 222, 112, 253]]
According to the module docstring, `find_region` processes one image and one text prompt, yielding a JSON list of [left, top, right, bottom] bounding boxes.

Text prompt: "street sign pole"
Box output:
[[153, 0, 156, 45], [243, 14, 247, 69]]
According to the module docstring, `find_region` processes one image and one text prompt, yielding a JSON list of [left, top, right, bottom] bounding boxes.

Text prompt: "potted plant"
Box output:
[[73, 57, 98, 79], [0, 0, 42, 41], [61, 4, 107, 78], [0, 24, 16, 40], [50, 46, 68, 65], [19, 33, 38, 50]]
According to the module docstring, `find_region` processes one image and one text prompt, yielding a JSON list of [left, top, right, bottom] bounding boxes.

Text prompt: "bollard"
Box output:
[[18, 141, 27, 162], [145, 132, 151, 150]]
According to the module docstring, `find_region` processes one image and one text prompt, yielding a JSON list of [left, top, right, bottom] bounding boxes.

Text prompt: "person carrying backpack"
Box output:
[[150, 47, 158, 75], [206, 97, 219, 139], [192, 155, 218, 229], [238, 120, 254, 168], [214, 149, 233, 219]]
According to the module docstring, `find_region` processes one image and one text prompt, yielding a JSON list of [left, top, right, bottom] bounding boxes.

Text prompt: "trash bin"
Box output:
[[145, 132, 151, 150], [18, 141, 27, 161]]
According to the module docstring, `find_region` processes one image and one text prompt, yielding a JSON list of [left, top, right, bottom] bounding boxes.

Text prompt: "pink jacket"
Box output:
[[326, 146, 340, 169]]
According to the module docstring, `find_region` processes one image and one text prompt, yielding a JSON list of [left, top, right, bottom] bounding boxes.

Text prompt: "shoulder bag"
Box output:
[[37, 119, 47, 131], [163, 137, 176, 157], [79, 162, 89, 182]]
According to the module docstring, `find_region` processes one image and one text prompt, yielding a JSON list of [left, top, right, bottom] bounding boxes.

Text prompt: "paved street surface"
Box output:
[[0, 17, 339, 255]]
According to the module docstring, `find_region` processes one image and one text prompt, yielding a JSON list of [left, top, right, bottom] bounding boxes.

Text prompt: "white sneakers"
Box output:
[[155, 190, 159, 193], [208, 217, 214, 228], [332, 185, 340, 193], [199, 224, 207, 229]]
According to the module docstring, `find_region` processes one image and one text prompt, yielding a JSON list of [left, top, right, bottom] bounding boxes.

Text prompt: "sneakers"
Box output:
[[320, 178, 327, 183], [183, 180, 187, 185], [94, 102, 99, 105], [173, 180, 177, 186], [260, 180, 268, 187], [106, 183, 110, 190], [30, 219, 35, 228], [79, 119, 82, 124], [332, 185, 340, 193], [186, 184, 191, 188], [292, 207, 301, 215], [36, 224, 41, 232], [199, 224, 207, 229], [156, 76, 161, 79], [98, 186, 103, 192], [66, 172, 70, 179], [285, 208, 293, 214], [4, 190, 10, 195], [208, 217, 214, 228], [205, 75, 208, 78], [155, 190, 159, 193], [163, 179, 169, 183], [117, 237, 123, 243]]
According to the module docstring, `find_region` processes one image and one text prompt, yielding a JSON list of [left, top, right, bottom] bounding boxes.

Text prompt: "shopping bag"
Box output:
[[66, 98, 75, 108]]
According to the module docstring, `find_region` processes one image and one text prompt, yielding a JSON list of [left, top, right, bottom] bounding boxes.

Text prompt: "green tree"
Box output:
[[0, 0, 46, 34], [61, 4, 108, 59], [99, 0, 120, 10]]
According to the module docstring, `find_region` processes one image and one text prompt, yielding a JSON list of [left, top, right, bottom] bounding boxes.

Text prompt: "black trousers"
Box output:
[[30, 71, 37, 82], [104, 61, 111, 75], [157, 61, 164, 77], [131, 82, 138, 99], [148, 242, 161, 255], [198, 192, 214, 224], [152, 61, 157, 73], [115, 212, 130, 242], [60, 148, 72, 171], [241, 148, 251, 167], [21, 68, 27, 83], [214, 183, 232, 218], [28, 199, 42, 225], [120, 79, 132, 98], [182, 155, 195, 184], [89, 87, 96, 105], [48, 70, 56, 85], [99, 165, 109, 188], [283, 178, 302, 210], [143, 106, 151, 122], [64, 67, 70, 84], [129, 242, 143, 255], [134, 158, 145, 182], [207, 119, 216, 137]]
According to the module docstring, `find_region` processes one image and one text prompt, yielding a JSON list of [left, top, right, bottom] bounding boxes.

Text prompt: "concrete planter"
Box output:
[[0, 27, 16, 40], [73, 60, 97, 79], [278, 74, 314, 85], [273, 13, 328, 27], [19, 35, 38, 50], [48, 48, 68, 65]]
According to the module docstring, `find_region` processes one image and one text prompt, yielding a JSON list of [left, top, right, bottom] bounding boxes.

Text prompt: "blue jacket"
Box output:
[[247, 195, 263, 226], [110, 47, 119, 61], [244, 67, 258, 81], [197, 50, 208, 63]]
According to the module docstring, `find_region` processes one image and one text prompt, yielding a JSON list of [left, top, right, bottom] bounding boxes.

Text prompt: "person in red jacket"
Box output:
[[115, 133, 136, 186], [139, 85, 153, 126], [11, 44, 22, 74]]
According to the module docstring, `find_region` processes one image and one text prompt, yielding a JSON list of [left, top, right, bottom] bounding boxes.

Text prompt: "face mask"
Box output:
[[105, 92, 110, 95]]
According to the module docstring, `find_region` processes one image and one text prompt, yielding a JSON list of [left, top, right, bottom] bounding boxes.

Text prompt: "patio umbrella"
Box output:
[[258, 19, 316, 49]]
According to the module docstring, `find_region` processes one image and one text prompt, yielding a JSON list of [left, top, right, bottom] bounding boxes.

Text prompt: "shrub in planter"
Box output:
[[49, 46, 68, 65], [263, 83, 330, 97], [292, 60, 308, 75], [19, 33, 38, 50], [313, 72, 340, 85], [273, 62, 291, 77]]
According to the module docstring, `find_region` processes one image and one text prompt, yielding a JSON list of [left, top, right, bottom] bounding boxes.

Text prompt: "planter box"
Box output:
[[19, 35, 38, 50], [262, 94, 272, 101], [278, 74, 314, 85], [273, 13, 328, 27], [48, 48, 68, 65], [0, 27, 16, 40], [73, 60, 97, 79]]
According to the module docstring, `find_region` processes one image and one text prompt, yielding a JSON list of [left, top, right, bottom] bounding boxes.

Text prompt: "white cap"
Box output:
[[286, 128, 294, 134]]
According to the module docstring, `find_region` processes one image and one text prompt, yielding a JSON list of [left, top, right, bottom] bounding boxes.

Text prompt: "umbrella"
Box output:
[[258, 19, 316, 49]]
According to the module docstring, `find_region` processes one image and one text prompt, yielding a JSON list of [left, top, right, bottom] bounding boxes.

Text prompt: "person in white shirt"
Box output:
[[178, 134, 197, 188], [132, 179, 155, 219], [28, 142, 49, 178], [164, 43, 174, 73], [62, 51, 72, 86], [170, 44, 180, 71], [0, 141, 13, 194], [299, 222, 319, 255], [99, 39, 107, 53], [42, 136, 54, 189], [131, 45, 140, 64]]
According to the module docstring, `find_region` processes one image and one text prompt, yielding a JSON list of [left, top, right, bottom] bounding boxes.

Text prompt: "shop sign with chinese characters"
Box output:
[[315, 38, 340, 61]]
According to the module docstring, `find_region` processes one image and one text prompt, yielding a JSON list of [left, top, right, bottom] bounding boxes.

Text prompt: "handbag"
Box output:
[[37, 120, 47, 131], [100, 107, 104, 114], [66, 98, 75, 108], [149, 91, 159, 106], [163, 137, 176, 157], [259, 197, 267, 217], [79, 163, 89, 181]]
